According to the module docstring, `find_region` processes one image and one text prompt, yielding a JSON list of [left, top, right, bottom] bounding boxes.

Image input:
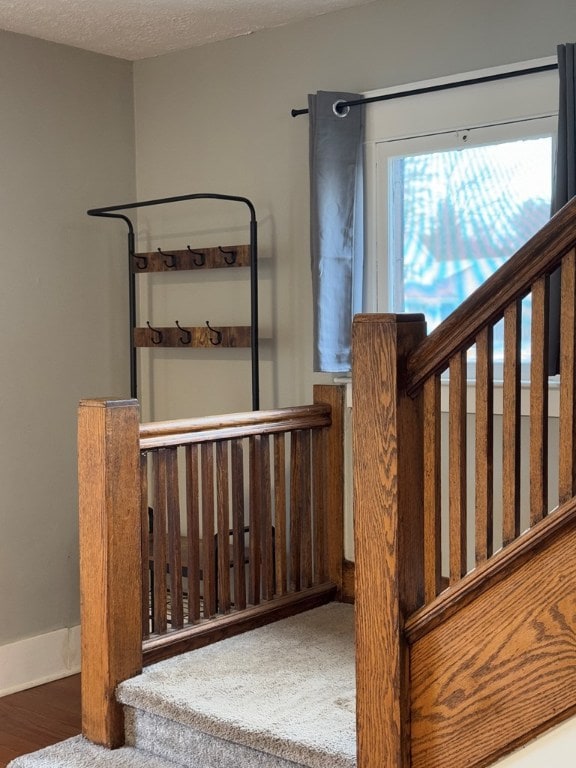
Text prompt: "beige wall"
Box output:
[[0, 31, 134, 646], [132, 0, 576, 419]]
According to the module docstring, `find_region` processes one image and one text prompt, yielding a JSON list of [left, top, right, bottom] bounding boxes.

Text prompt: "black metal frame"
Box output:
[[87, 193, 259, 410]]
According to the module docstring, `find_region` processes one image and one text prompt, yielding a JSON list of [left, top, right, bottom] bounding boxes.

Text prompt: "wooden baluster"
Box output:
[[502, 300, 522, 545], [140, 453, 151, 639], [216, 441, 231, 614], [259, 434, 275, 601], [185, 444, 201, 623], [231, 439, 247, 610], [423, 374, 442, 601], [273, 433, 287, 596], [166, 448, 183, 629], [475, 326, 494, 564], [313, 384, 345, 594], [152, 450, 168, 634], [248, 436, 262, 605], [290, 431, 304, 592], [559, 249, 576, 502], [201, 443, 216, 618], [449, 350, 467, 583], [312, 425, 327, 585], [78, 399, 141, 748], [299, 430, 313, 590], [530, 275, 549, 525]]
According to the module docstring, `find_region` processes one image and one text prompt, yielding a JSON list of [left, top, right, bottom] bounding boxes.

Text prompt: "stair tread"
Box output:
[[118, 603, 356, 768], [7, 736, 179, 768]]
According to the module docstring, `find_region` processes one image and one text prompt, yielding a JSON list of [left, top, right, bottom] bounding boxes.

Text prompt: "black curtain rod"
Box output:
[[291, 63, 559, 117]]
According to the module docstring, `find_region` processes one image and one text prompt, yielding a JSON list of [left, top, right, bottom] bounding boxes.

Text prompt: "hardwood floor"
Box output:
[[0, 675, 81, 768]]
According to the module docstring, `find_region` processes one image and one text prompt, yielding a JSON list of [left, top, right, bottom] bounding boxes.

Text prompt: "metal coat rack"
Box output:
[[87, 192, 260, 410]]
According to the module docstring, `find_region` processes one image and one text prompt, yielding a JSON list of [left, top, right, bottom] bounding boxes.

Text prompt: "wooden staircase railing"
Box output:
[[352, 197, 576, 768], [78, 384, 345, 749]]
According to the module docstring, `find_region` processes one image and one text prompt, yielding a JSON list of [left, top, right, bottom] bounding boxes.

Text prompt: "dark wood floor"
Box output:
[[0, 675, 81, 768]]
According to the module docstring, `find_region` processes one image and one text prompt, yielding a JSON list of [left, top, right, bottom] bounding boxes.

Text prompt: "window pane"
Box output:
[[390, 137, 552, 362]]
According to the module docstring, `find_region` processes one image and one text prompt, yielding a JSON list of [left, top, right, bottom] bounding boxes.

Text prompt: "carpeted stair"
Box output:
[[9, 603, 356, 768]]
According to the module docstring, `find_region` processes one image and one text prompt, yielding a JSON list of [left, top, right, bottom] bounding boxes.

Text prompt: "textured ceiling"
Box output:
[[0, 0, 373, 60]]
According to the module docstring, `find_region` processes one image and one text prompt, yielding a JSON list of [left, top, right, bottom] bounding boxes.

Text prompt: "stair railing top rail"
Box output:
[[139, 403, 331, 449], [405, 196, 576, 396]]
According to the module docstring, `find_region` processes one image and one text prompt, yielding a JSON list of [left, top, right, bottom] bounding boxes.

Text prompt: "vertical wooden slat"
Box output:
[[290, 430, 304, 592], [152, 450, 167, 634], [312, 426, 326, 584], [231, 439, 247, 610], [313, 384, 345, 594], [449, 350, 467, 583], [248, 436, 261, 605], [216, 441, 231, 614], [559, 249, 576, 502], [299, 430, 313, 589], [423, 375, 442, 602], [502, 300, 522, 545], [259, 434, 274, 600], [530, 275, 549, 525], [352, 314, 425, 768], [273, 433, 287, 595], [201, 443, 216, 618], [78, 399, 141, 748], [140, 453, 150, 639], [475, 326, 494, 564], [166, 448, 183, 629], [185, 444, 201, 623]]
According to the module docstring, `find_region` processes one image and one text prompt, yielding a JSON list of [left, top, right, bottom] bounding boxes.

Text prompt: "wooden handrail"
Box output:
[[406, 196, 576, 397], [140, 404, 331, 449]]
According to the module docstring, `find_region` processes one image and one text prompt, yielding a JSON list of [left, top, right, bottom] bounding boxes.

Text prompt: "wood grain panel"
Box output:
[[410, 522, 576, 768]]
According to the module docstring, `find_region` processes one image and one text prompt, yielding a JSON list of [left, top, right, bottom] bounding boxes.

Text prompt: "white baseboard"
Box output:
[[0, 625, 81, 697]]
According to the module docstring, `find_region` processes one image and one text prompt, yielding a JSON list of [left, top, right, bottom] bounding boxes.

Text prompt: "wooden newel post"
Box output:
[[78, 399, 143, 748], [352, 314, 426, 768]]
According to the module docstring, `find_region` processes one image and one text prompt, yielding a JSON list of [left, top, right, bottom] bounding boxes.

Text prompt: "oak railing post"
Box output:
[[78, 398, 142, 748], [352, 314, 426, 768], [313, 384, 345, 595]]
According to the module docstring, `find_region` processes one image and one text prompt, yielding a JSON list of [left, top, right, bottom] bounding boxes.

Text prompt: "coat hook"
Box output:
[[175, 320, 192, 345], [205, 320, 222, 346], [187, 245, 206, 267], [134, 254, 148, 270], [218, 246, 237, 265], [157, 247, 177, 269], [146, 321, 164, 345]]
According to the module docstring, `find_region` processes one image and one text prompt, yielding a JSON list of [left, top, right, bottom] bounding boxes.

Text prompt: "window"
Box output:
[[364, 59, 558, 368]]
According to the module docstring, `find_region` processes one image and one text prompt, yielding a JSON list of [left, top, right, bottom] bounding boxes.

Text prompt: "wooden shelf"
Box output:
[[132, 244, 250, 272], [134, 325, 251, 348]]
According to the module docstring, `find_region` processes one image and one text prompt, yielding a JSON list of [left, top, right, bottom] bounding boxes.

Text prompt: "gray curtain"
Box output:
[[309, 91, 364, 373], [549, 43, 576, 374]]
